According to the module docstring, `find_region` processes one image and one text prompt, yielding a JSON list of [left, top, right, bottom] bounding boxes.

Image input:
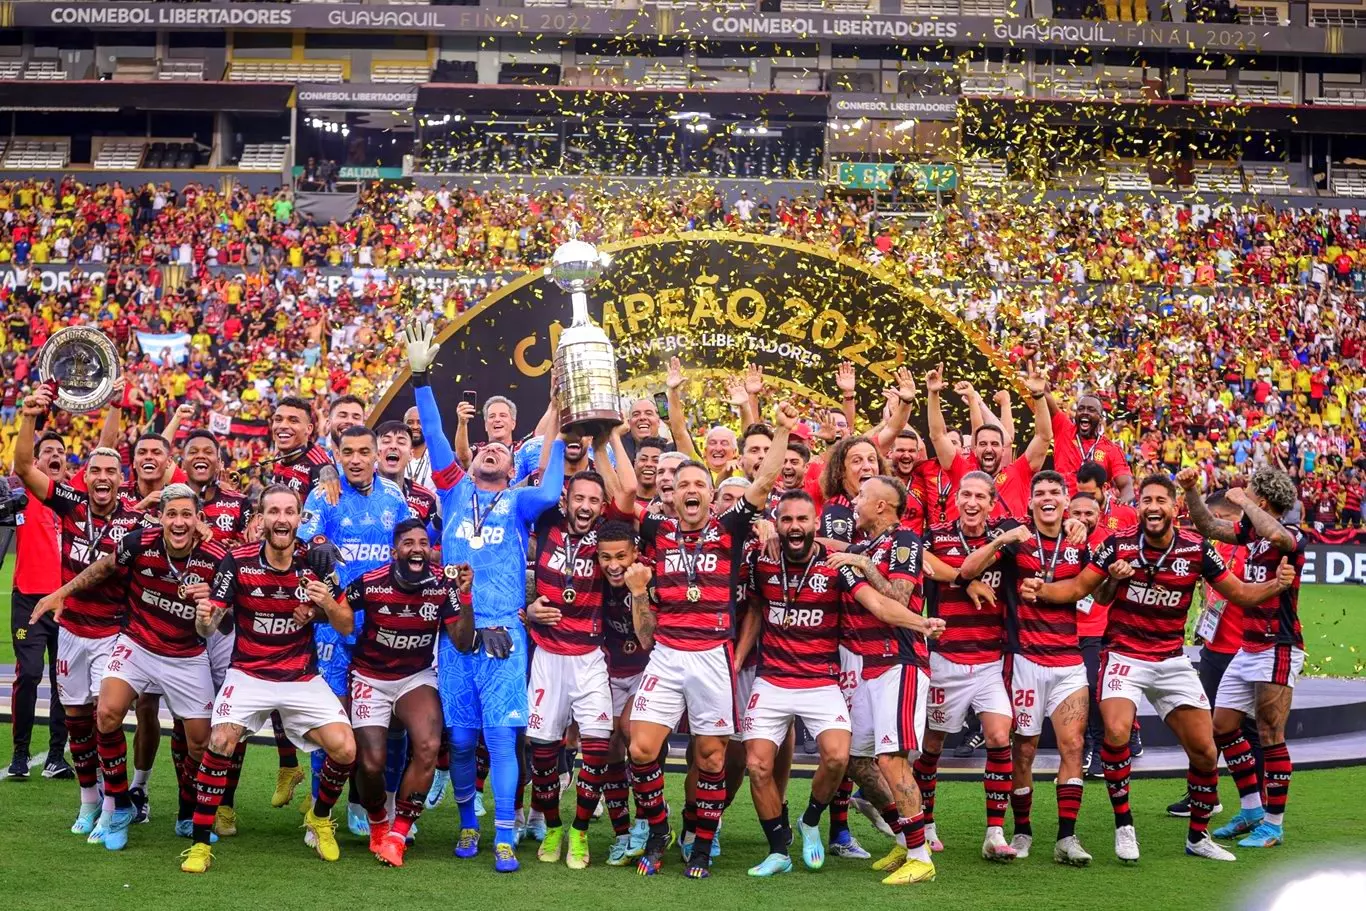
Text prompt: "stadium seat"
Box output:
[[1, 138, 71, 169], [158, 59, 206, 81], [22, 60, 68, 81], [92, 140, 149, 169], [1329, 169, 1366, 196], [1192, 163, 1245, 194], [238, 143, 290, 171]]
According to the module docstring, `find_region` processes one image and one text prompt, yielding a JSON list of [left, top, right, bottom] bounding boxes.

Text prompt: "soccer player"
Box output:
[[1048, 392, 1134, 504], [1030, 474, 1292, 863], [13, 385, 145, 841], [403, 405, 435, 492], [404, 319, 566, 872], [323, 395, 367, 450], [180, 485, 355, 874], [1067, 491, 1110, 777], [631, 435, 668, 508], [268, 396, 334, 498], [523, 428, 636, 870], [626, 402, 795, 879], [1075, 463, 1138, 535], [918, 471, 1018, 862], [346, 519, 468, 867], [376, 419, 441, 531], [958, 470, 1094, 866], [32, 484, 225, 850], [1181, 467, 1306, 848], [817, 436, 886, 551], [738, 489, 944, 878], [649, 451, 689, 517]]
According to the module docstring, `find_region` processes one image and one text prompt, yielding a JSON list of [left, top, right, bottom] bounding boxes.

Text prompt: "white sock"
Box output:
[[908, 842, 932, 863], [80, 787, 99, 805], [385, 791, 397, 820], [131, 769, 151, 790], [1264, 812, 1283, 826], [896, 830, 907, 848], [1240, 793, 1264, 811], [102, 793, 115, 814]]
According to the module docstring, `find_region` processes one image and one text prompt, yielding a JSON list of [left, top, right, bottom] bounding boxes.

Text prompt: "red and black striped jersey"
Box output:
[[271, 443, 333, 499], [531, 509, 605, 655], [1236, 517, 1305, 652], [200, 485, 252, 548], [998, 524, 1089, 667], [912, 459, 963, 528], [1086, 531, 1228, 661], [115, 529, 227, 658], [403, 479, 440, 529], [819, 494, 857, 544], [749, 545, 851, 688], [639, 498, 760, 651], [603, 582, 650, 678], [924, 521, 1010, 665], [45, 479, 146, 639], [838, 525, 926, 677], [209, 542, 345, 682], [346, 566, 457, 680]]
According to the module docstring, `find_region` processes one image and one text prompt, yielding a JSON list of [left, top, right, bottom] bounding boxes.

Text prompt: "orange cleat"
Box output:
[[369, 819, 392, 856], [376, 833, 407, 868]]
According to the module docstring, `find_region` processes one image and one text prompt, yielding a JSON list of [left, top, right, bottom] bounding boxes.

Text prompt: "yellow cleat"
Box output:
[[881, 857, 937, 885], [273, 766, 306, 808], [871, 844, 907, 872], [304, 809, 341, 862], [214, 806, 238, 837], [566, 827, 591, 870], [180, 843, 214, 874]]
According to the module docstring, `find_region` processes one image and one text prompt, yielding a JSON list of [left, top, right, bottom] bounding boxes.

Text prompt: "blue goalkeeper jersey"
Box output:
[[298, 474, 412, 587]]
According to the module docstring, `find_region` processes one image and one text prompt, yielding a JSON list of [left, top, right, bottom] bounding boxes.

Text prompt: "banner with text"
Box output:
[[829, 94, 958, 121], [1302, 545, 1366, 586]]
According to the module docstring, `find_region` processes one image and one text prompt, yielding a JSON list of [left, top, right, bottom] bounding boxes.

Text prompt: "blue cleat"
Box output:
[[474, 792, 486, 818], [72, 803, 101, 836], [526, 810, 547, 843], [1238, 821, 1284, 848], [1214, 808, 1264, 840], [347, 804, 370, 837], [88, 810, 111, 845], [829, 831, 871, 859], [494, 842, 519, 872], [174, 820, 218, 843], [748, 852, 794, 877], [425, 770, 449, 809], [103, 806, 137, 851], [679, 831, 694, 863], [711, 826, 721, 858], [453, 827, 480, 858], [627, 818, 649, 858], [799, 820, 825, 869]]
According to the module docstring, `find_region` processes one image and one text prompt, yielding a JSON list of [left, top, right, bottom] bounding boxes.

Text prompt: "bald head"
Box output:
[[403, 406, 425, 447]]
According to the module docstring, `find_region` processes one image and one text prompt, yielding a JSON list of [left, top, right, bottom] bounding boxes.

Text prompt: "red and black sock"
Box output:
[[1263, 742, 1292, 823], [96, 728, 131, 809], [603, 760, 631, 837], [573, 737, 610, 832], [222, 742, 247, 809], [170, 720, 188, 789], [1101, 741, 1134, 828], [192, 749, 233, 845], [689, 768, 727, 866], [1215, 730, 1262, 801], [1186, 765, 1220, 841], [1011, 787, 1033, 837], [879, 802, 902, 835], [392, 797, 423, 840], [682, 799, 698, 836], [313, 755, 354, 818], [912, 749, 941, 825], [271, 711, 298, 768], [828, 775, 853, 839], [630, 759, 668, 829], [178, 753, 198, 822], [530, 742, 563, 828], [1056, 781, 1083, 840], [983, 746, 1013, 829], [900, 812, 927, 851], [67, 713, 99, 792]]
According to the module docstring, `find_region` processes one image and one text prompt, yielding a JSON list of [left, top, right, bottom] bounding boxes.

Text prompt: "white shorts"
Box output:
[[851, 664, 928, 759], [212, 668, 350, 753], [1100, 652, 1208, 720], [927, 654, 1011, 733], [103, 635, 215, 721], [610, 672, 642, 719], [1215, 645, 1306, 717], [527, 649, 613, 742], [632, 643, 736, 737], [741, 677, 850, 745], [207, 629, 235, 691], [839, 647, 868, 756], [350, 668, 438, 730], [731, 665, 757, 742], [1009, 654, 1089, 737], [56, 628, 117, 707]]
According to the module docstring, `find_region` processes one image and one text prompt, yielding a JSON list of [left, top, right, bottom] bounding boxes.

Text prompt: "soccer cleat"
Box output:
[[174, 819, 218, 842], [682, 855, 711, 880], [1237, 821, 1284, 848], [104, 806, 137, 851], [404, 822, 419, 846], [637, 828, 675, 876], [679, 830, 695, 863], [130, 786, 150, 824], [453, 827, 481, 858], [982, 827, 1017, 862], [799, 820, 825, 869], [881, 857, 937, 885], [830, 831, 871, 859], [179, 843, 213, 874], [954, 731, 985, 757], [347, 803, 370, 837], [1053, 835, 1092, 867], [851, 794, 895, 838], [425, 769, 449, 809], [627, 818, 649, 857], [594, 797, 605, 820], [925, 822, 944, 853], [747, 852, 793, 877], [44, 756, 75, 779], [871, 843, 907, 872], [526, 809, 548, 842], [538, 825, 565, 863], [377, 832, 407, 867], [1087, 750, 1104, 780], [1167, 796, 1191, 818], [607, 834, 633, 866], [6, 750, 30, 779], [1187, 835, 1237, 861], [1129, 727, 1144, 759], [304, 809, 341, 862], [88, 809, 111, 845], [494, 842, 519, 873], [1010, 834, 1033, 859], [710, 826, 722, 858], [369, 819, 392, 856], [474, 792, 486, 817], [214, 806, 238, 837], [567, 827, 590, 870], [72, 803, 101, 836], [1114, 825, 1140, 864], [272, 766, 306, 808], [1214, 808, 1264, 840]]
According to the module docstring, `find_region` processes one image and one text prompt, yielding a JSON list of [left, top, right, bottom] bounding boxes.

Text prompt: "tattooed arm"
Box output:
[[1176, 468, 1238, 544], [625, 563, 656, 651]]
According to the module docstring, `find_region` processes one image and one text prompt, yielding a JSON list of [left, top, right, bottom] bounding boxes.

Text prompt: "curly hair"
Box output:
[[1250, 467, 1297, 516], [819, 436, 887, 500]]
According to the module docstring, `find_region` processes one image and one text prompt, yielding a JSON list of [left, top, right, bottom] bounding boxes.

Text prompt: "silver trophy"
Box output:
[[548, 236, 622, 435], [36, 326, 123, 413]]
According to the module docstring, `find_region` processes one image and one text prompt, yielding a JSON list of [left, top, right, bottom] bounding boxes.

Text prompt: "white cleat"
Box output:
[[851, 796, 895, 838], [1115, 825, 1140, 864], [1186, 836, 1236, 862], [982, 827, 1017, 863], [1054, 835, 1092, 867], [1010, 833, 1032, 859]]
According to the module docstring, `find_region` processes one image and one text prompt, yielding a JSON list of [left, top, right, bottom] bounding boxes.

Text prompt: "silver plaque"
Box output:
[[36, 326, 123, 413]]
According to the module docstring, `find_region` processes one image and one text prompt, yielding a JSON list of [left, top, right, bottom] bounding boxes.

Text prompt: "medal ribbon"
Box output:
[[469, 489, 506, 545], [1034, 529, 1064, 583]]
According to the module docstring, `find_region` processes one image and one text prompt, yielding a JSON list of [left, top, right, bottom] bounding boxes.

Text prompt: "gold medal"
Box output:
[[686, 585, 701, 603], [443, 565, 461, 580], [563, 587, 577, 604], [177, 583, 188, 599], [468, 535, 484, 551]]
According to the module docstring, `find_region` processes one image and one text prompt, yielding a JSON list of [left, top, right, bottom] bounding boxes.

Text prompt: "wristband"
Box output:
[[411, 371, 430, 388], [841, 393, 856, 400], [897, 393, 916, 404], [950, 572, 963, 588], [1029, 392, 1045, 400], [458, 591, 473, 608]]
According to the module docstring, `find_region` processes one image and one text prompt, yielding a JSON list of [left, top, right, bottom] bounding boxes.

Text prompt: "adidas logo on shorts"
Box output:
[[596, 713, 610, 722], [880, 735, 893, 745]]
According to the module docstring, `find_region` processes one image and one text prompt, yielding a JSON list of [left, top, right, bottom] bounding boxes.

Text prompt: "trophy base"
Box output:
[[563, 412, 624, 438]]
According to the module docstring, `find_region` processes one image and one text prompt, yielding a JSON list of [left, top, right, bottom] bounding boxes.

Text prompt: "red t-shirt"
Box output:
[[1051, 410, 1131, 491], [947, 451, 1034, 521], [1204, 542, 1247, 655]]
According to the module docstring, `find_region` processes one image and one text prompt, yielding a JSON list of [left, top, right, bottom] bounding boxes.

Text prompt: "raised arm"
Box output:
[[517, 437, 567, 523], [664, 356, 699, 460], [744, 402, 796, 510], [95, 381, 128, 451], [872, 368, 917, 452], [1176, 468, 1238, 544], [1226, 487, 1298, 553], [599, 424, 638, 514], [404, 320, 457, 473], [924, 363, 957, 471], [993, 389, 1017, 454], [1019, 364, 1054, 472], [954, 380, 988, 440], [835, 361, 858, 431], [454, 400, 474, 470], [13, 387, 55, 499], [726, 372, 758, 430], [162, 401, 195, 444]]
